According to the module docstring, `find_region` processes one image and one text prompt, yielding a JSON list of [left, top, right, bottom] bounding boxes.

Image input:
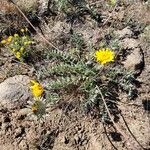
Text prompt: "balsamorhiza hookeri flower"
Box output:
[[30, 80, 44, 97], [95, 48, 115, 65]]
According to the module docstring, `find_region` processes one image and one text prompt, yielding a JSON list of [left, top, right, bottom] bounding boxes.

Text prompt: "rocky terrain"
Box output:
[[0, 0, 150, 150]]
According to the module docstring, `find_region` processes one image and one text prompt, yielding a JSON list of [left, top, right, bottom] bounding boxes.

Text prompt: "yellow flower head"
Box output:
[[24, 41, 28, 45], [27, 41, 32, 45], [1, 40, 7, 44], [95, 48, 115, 65], [15, 52, 21, 59], [20, 47, 24, 53], [12, 48, 16, 52], [25, 28, 28, 32], [14, 34, 19, 37], [7, 36, 13, 43], [21, 29, 25, 32], [30, 80, 44, 97]]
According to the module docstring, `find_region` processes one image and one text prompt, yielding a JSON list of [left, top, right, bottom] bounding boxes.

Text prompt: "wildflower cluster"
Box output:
[[0, 28, 34, 61]]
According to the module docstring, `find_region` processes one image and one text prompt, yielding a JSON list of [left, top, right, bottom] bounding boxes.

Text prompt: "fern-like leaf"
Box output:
[[47, 75, 87, 90], [45, 49, 79, 64]]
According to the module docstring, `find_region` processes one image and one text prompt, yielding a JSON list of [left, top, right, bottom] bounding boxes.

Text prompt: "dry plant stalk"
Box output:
[[97, 86, 145, 150], [9, 0, 60, 51]]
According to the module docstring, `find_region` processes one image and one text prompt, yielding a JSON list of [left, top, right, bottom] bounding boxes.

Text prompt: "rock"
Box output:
[[119, 37, 144, 76], [75, 27, 102, 45], [14, 0, 38, 13], [18, 108, 31, 116], [35, 21, 71, 46], [119, 38, 140, 49], [122, 48, 144, 76], [114, 27, 133, 39], [0, 75, 31, 109]]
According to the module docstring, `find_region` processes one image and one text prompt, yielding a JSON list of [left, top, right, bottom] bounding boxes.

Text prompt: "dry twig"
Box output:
[[9, 0, 60, 51], [96, 85, 143, 150]]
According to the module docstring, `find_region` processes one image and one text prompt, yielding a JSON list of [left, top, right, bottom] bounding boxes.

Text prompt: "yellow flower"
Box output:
[[12, 48, 16, 52], [27, 41, 32, 45], [14, 34, 19, 37], [95, 48, 115, 65], [20, 47, 24, 53], [22, 36, 27, 40], [7, 36, 13, 43], [1, 40, 7, 44], [30, 80, 44, 97], [25, 28, 28, 32], [21, 29, 25, 32], [24, 41, 32, 45], [15, 52, 21, 59], [24, 41, 28, 45]]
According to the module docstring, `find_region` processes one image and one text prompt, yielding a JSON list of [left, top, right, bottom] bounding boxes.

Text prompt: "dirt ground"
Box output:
[[0, 0, 150, 150]]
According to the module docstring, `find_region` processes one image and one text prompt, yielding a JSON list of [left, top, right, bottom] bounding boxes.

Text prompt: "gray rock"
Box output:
[[13, 0, 38, 12], [119, 38, 140, 49], [114, 27, 133, 39], [122, 48, 144, 76], [0, 75, 31, 109]]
